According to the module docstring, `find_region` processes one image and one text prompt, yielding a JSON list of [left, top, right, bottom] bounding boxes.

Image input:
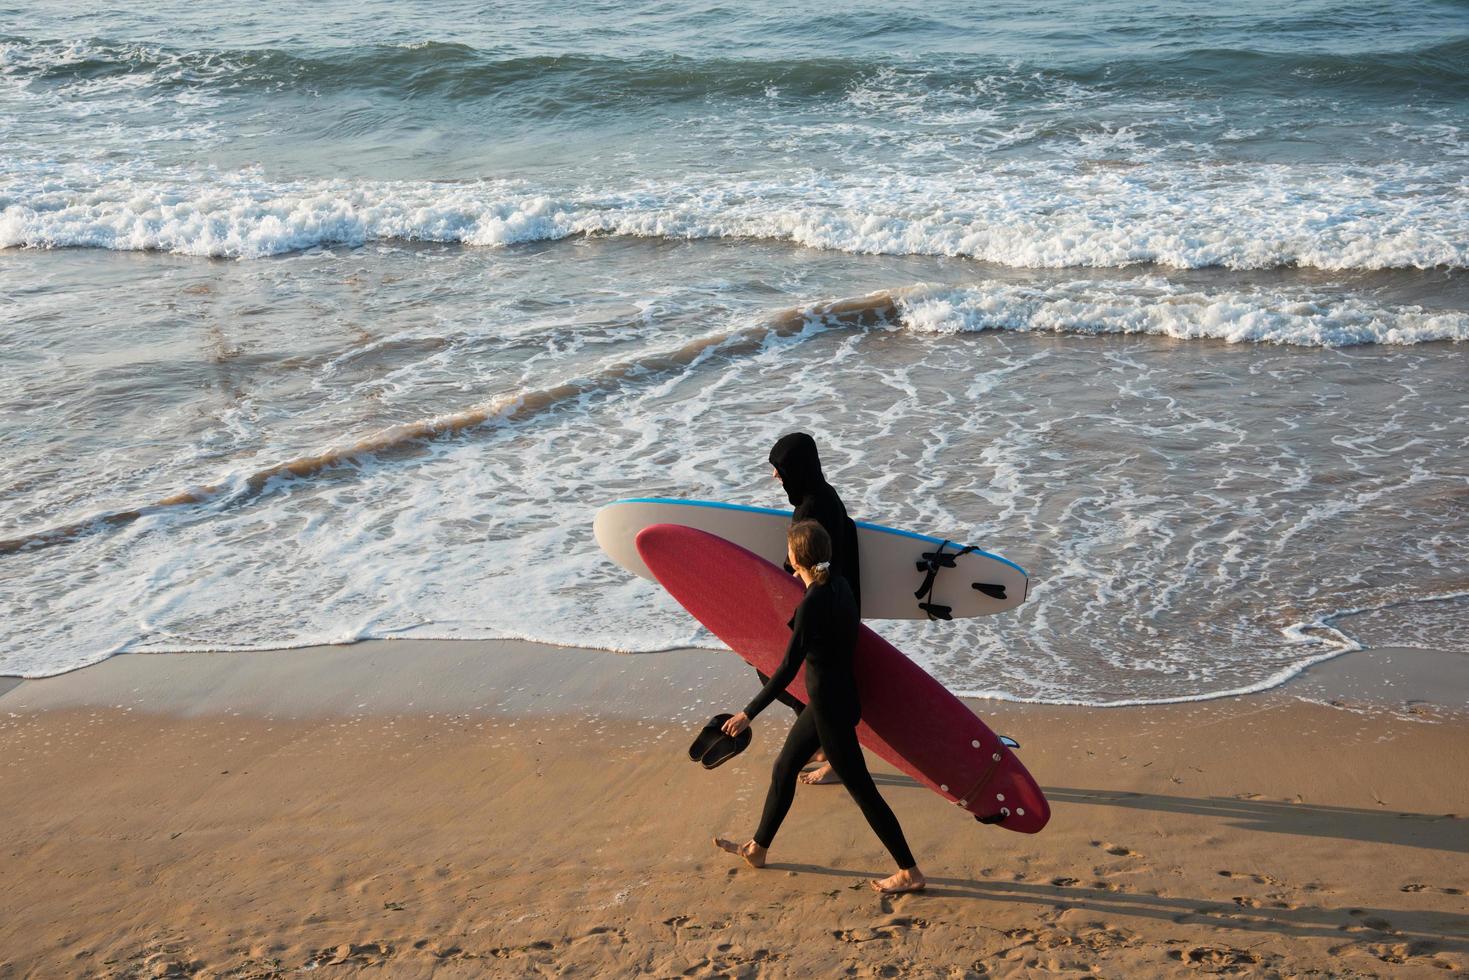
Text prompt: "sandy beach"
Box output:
[[2, 640, 1465, 978]]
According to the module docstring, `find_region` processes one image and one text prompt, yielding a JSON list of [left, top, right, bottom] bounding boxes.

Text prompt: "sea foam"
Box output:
[[895, 280, 1469, 347], [3, 161, 1466, 270]]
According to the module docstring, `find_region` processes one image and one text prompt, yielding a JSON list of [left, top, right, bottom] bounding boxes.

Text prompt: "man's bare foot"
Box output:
[[801, 749, 828, 771], [800, 763, 840, 785], [714, 837, 767, 869], [871, 867, 926, 895]]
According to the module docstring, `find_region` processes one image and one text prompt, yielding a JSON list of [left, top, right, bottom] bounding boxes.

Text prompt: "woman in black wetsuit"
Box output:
[[714, 521, 926, 896]]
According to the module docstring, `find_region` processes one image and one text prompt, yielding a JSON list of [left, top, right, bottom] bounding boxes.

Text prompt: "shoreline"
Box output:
[[2, 636, 1465, 722]]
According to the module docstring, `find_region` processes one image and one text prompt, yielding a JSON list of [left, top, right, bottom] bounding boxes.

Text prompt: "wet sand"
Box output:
[[1, 640, 1466, 978]]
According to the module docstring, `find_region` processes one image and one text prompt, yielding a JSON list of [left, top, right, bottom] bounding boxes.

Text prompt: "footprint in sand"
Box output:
[[1077, 927, 1136, 953], [571, 926, 626, 948], [834, 918, 928, 944], [885, 916, 928, 931], [310, 942, 393, 969], [1050, 877, 1080, 887], [1168, 946, 1264, 968], [1403, 884, 1467, 896], [1217, 869, 1280, 885], [483, 939, 556, 960], [997, 925, 1136, 962], [140, 953, 202, 978], [695, 946, 782, 971], [1091, 840, 1140, 857], [1370, 940, 1457, 970]]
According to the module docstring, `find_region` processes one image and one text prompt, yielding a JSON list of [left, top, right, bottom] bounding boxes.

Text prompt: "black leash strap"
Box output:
[[913, 540, 979, 621], [954, 747, 1005, 808], [957, 743, 1010, 825]]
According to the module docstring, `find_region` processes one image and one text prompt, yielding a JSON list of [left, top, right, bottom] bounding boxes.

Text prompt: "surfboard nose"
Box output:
[[633, 521, 685, 563]]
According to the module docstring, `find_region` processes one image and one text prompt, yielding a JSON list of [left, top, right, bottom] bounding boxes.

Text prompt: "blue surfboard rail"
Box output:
[[617, 497, 1029, 578]]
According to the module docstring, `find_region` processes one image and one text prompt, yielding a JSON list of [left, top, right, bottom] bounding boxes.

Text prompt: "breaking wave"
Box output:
[[4, 163, 1466, 270]]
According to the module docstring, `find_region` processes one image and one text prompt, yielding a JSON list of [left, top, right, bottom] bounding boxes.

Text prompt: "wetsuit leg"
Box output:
[[755, 668, 805, 716], [752, 708, 822, 849], [813, 712, 916, 870]]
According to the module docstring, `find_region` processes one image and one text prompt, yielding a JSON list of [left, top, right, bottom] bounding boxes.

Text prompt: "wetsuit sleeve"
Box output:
[[745, 603, 807, 720]]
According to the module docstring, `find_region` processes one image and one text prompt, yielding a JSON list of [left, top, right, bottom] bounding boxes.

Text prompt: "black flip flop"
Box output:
[[688, 714, 752, 769], [688, 714, 731, 762], [701, 727, 752, 769]]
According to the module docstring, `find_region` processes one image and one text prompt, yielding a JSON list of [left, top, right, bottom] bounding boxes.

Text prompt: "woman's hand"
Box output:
[[722, 712, 750, 737]]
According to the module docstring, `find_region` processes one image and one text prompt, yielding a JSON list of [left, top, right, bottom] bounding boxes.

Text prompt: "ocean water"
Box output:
[[2, 0, 1466, 704]]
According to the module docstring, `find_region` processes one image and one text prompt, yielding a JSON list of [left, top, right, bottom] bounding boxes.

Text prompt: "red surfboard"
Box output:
[[637, 524, 1049, 834]]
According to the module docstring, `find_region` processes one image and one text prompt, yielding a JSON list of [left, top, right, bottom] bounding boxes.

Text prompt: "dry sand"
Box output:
[[1, 640, 1466, 978]]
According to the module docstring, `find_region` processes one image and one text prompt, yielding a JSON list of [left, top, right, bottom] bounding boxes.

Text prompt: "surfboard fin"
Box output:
[[972, 582, 1007, 601], [976, 811, 1008, 825], [916, 601, 953, 621]]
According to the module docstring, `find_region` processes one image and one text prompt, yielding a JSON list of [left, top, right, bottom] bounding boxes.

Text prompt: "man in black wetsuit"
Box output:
[[759, 432, 862, 785], [769, 432, 861, 615]]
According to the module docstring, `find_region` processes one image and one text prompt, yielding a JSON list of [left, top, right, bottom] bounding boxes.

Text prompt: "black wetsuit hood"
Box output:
[[769, 432, 825, 507]]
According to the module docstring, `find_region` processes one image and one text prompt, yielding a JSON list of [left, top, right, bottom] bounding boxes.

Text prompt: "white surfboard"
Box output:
[[593, 498, 1028, 621]]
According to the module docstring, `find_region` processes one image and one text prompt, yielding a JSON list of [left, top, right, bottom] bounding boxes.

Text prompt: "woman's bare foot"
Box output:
[[871, 867, 926, 895], [800, 762, 840, 785], [714, 837, 767, 869]]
